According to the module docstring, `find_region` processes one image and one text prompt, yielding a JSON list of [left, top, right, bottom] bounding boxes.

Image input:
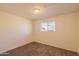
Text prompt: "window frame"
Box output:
[[40, 21, 56, 32]]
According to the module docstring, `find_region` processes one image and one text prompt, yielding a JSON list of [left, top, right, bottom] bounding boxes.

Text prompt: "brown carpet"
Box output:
[[0, 42, 78, 56]]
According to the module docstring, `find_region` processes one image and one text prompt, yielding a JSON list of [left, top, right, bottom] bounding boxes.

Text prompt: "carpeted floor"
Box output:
[[0, 42, 78, 56]]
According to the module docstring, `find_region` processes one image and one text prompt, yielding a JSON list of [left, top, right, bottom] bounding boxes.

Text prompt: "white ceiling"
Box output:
[[0, 3, 79, 20]]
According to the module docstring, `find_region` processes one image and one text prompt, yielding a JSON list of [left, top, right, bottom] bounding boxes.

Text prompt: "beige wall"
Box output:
[[33, 12, 78, 52], [78, 11, 79, 53], [0, 11, 78, 53], [0, 11, 32, 53]]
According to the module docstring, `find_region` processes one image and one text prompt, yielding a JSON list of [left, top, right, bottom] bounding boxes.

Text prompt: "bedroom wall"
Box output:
[[0, 11, 78, 53], [77, 12, 79, 53], [0, 11, 32, 53], [33, 12, 78, 52]]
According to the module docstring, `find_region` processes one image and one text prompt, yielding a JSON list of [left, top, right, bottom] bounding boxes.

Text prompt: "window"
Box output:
[[40, 21, 56, 32]]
